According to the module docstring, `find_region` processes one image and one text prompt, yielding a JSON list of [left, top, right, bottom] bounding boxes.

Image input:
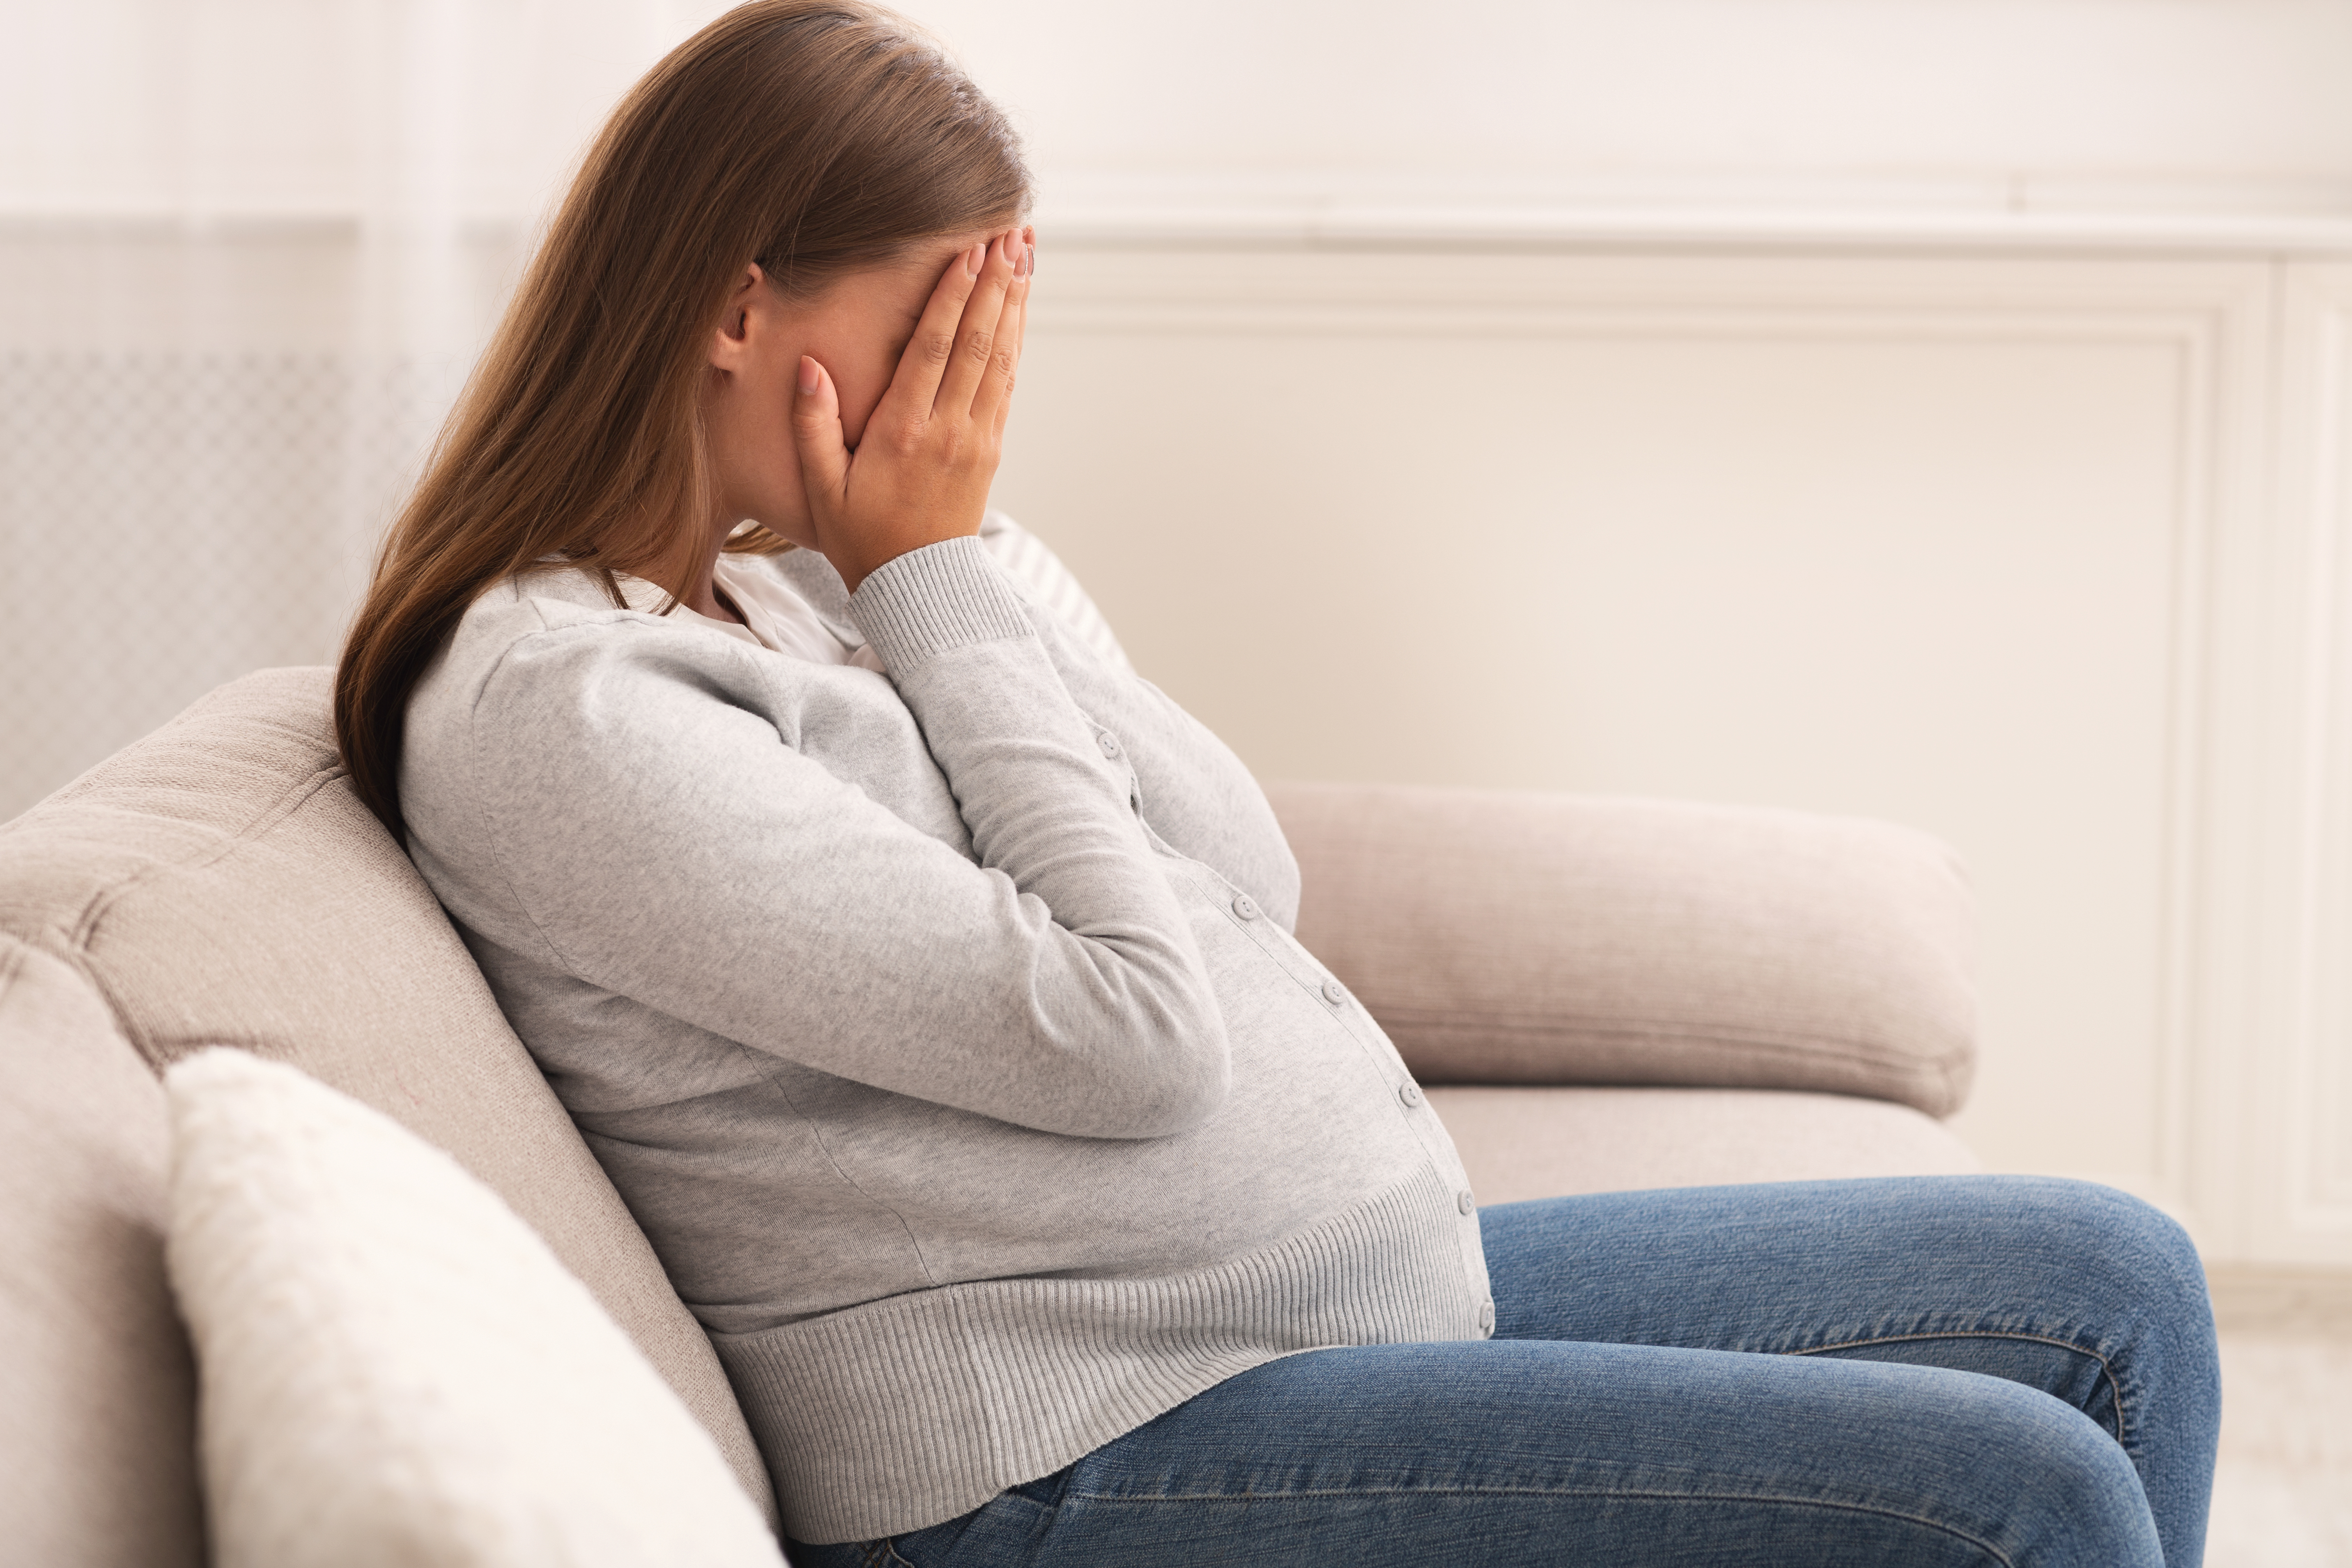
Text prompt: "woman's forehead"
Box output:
[[897, 226, 1009, 278], [832, 226, 1015, 312]]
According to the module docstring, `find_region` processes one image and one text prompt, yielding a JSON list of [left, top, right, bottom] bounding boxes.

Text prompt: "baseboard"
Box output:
[[2206, 1264, 2352, 1335]]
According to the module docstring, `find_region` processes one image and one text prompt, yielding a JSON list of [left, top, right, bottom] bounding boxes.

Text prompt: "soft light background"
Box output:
[[5, 4, 2352, 1553]]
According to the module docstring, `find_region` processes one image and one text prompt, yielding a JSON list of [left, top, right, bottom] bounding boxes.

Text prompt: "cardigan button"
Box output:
[[1321, 978, 1347, 1006], [1232, 894, 1260, 921], [1457, 1189, 1476, 1215], [1097, 733, 1121, 758], [1478, 1300, 1497, 1334], [1398, 1081, 1423, 1108]]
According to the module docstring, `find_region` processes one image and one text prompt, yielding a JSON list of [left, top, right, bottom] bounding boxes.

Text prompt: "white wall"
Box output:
[[913, 0, 2352, 228], [8, 1, 2351, 225], [4, 0, 2350, 1266], [0, 0, 692, 222], [986, 245, 2352, 1275]]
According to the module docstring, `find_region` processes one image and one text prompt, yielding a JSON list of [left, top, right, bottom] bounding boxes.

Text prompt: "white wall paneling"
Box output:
[[988, 245, 2344, 1266], [2248, 261, 2352, 1268], [0, 219, 520, 814], [5, 0, 2349, 1302], [3, 216, 2344, 1267]]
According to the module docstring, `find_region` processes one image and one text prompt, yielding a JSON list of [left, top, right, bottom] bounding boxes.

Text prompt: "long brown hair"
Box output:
[[335, 0, 1029, 836]]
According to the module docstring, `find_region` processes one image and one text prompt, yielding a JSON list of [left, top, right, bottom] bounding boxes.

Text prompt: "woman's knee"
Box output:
[[1986, 1178, 2214, 1348], [1933, 1371, 2166, 1565], [1993, 1178, 2197, 1275]]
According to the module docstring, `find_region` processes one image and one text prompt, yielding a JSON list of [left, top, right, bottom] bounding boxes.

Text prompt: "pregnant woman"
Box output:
[[336, 4, 2218, 1563]]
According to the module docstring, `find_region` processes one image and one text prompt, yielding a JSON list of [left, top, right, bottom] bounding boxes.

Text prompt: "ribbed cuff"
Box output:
[[848, 537, 1033, 672]]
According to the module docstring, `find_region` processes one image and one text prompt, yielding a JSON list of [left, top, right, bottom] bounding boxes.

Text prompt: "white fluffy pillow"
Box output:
[[163, 1048, 786, 1568]]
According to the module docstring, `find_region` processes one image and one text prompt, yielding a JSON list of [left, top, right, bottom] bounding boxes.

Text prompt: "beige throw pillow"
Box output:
[[164, 1048, 787, 1568]]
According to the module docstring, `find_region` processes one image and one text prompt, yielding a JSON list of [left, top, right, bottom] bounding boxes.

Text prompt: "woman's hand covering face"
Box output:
[[702, 225, 1033, 594], [792, 226, 1032, 591]]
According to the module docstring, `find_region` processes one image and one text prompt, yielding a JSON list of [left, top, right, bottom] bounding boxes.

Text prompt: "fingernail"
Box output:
[[966, 244, 985, 277], [1016, 245, 1033, 279], [797, 356, 819, 396]]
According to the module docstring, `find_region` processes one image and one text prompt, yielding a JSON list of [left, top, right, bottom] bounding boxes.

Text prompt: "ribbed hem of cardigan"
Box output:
[[848, 537, 1033, 672], [711, 1162, 1486, 1544]]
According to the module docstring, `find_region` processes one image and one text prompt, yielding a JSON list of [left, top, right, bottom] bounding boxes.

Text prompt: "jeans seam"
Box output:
[[1066, 1486, 2015, 1565], [1783, 1330, 2127, 1445]]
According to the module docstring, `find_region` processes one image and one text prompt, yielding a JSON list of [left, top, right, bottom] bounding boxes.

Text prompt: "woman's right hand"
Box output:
[[790, 227, 1032, 592]]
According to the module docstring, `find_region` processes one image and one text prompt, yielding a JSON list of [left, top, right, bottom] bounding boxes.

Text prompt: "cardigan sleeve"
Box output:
[[979, 514, 1303, 933], [456, 539, 1231, 1141]]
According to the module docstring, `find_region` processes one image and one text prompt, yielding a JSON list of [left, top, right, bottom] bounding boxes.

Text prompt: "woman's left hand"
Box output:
[[790, 226, 1033, 592]]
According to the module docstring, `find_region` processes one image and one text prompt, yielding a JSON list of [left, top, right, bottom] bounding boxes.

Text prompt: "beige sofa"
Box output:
[[0, 667, 1980, 1562]]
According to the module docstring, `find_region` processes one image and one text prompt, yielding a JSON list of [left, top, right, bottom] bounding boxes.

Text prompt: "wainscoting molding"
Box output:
[[1029, 192, 2352, 257], [1, 222, 2344, 1269], [1001, 246, 2333, 1267], [2255, 262, 2352, 1266]]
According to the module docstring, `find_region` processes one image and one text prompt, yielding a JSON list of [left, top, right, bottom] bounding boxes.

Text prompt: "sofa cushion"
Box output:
[[167, 1048, 784, 1568], [1427, 1084, 1982, 1207], [0, 666, 776, 1528], [0, 935, 202, 1568], [1271, 783, 1976, 1117]]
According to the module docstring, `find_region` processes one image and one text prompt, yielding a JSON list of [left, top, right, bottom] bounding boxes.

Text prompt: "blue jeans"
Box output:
[[787, 1176, 2219, 1566]]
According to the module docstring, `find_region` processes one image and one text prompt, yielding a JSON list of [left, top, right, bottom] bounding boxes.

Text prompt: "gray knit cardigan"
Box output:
[[400, 530, 1492, 1543]]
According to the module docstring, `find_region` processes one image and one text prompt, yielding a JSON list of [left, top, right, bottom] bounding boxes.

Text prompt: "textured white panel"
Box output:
[[0, 350, 449, 818], [0, 221, 506, 820]]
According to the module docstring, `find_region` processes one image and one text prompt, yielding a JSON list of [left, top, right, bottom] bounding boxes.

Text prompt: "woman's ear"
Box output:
[[708, 263, 768, 371]]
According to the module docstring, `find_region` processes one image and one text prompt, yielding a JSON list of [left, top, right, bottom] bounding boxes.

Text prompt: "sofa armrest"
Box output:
[[1265, 784, 1976, 1118]]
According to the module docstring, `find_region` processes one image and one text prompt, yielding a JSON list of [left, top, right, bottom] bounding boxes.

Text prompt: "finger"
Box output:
[[934, 229, 1019, 421], [789, 355, 850, 512], [874, 242, 985, 440], [974, 229, 1030, 438]]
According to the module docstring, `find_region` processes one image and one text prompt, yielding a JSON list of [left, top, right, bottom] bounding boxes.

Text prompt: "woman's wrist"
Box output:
[[828, 518, 983, 595], [846, 537, 1031, 672]]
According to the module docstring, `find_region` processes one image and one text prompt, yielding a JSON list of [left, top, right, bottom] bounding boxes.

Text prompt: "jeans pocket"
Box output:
[[789, 1538, 915, 1568]]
